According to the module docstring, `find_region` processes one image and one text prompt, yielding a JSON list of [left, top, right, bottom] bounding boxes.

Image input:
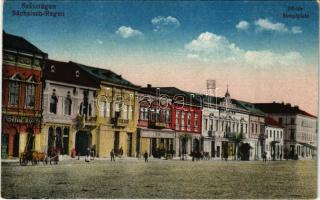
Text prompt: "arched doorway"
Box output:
[[239, 143, 251, 160], [192, 139, 200, 152], [75, 131, 92, 156], [13, 131, 19, 157]]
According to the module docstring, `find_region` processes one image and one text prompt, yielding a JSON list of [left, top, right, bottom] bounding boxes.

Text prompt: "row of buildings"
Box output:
[[2, 31, 318, 160]]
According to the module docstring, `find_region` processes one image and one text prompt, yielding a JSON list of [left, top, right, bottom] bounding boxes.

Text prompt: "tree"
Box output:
[[233, 132, 245, 160], [179, 134, 192, 160]]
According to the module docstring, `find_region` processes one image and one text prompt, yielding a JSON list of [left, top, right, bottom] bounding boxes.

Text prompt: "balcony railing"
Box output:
[[76, 115, 97, 129], [111, 118, 129, 127], [148, 121, 166, 129]]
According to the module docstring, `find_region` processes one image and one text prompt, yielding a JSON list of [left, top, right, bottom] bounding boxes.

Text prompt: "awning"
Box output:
[[298, 142, 317, 150]]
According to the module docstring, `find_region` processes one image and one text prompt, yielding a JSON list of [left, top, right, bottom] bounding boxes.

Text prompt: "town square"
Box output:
[[1, 1, 318, 199], [1, 158, 317, 199]]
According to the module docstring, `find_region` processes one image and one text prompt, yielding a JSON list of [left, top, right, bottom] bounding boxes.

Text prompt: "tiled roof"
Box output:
[[139, 86, 203, 106], [72, 62, 140, 90], [3, 31, 47, 56], [254, 102, 317, 118], [44, 60, 99, 88], [234, 100, 265, 116], [265, 117, 282, 128]]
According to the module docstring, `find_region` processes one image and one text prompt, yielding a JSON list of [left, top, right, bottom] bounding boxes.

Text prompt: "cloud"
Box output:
[[116, 26, 143, 38], [185, 31, 304, 69], [151, 16, 180, 32], [254, 18, 289, 32], [96, 39, 103, 44], [236, 20, 249, 30], [292, 26, 302, 34]]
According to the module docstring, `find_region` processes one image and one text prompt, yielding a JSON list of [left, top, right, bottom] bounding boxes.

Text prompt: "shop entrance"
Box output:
[[75, 131, 92, 156], [192, 139, 200, 152]]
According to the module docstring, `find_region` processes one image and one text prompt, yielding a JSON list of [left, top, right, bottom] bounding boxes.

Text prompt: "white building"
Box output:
[[255, 102, 317, 159], [41, 60, 99, 156], [265, 117, 284, 160]]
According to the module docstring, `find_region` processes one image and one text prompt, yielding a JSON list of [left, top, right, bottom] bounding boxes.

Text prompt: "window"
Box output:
[[277, 131, 279, 139], [251, 123, 254, 133], [280, 131, 282, 138], [9, 81, 20, 106], [50, 95, 58, 114], [175, 111, 180, 129], [291, 118, 295, 125], [205, 119, 208, 130], [140, 108, 144, 120], [215, 120, 218, 131], [290, 129, 295, 140], [269, 130, 272, 138], [25, 84, 35, 108], [64, 95, 72, 115], [127, 105, 131, 120], [194, 113, 198, 129], [181, 111, 185, 130], [245, 124, 247, 133], [255, 124, 258, 133], [187, 112, 191, 129], [210, 119, 213, 131]]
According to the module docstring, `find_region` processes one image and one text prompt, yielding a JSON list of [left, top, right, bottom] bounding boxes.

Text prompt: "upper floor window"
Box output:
[[291, 118, 295, 125], [194, 113, 198, 128], [187, 112, 191, 129], [64, 94, 72, 115], [205, 119, 208, 131], [181, 111, 185, 130], [9, 81, 20, 106], [175, 111, 180, 129], [25, 84, 35, 108], [50, 94, 58, 114]]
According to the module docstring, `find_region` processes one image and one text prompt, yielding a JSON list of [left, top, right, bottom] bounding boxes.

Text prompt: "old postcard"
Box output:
[[1, 0, 318, 199]]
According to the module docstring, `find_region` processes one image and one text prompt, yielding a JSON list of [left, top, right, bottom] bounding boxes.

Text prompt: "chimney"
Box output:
[[147, 84, 152, 88]]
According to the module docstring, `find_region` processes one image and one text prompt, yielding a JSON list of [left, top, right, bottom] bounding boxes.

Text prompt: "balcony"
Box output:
[[76, 115, 97, 130], [111, 118, 129, 127], [148, 121, 166, 129]]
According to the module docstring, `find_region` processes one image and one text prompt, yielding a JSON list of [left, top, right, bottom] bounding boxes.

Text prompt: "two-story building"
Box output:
[[264, 117, 284, 160], [2, 31, 47, 158], [76, 63, 140, 158], [137, 85, 175, 158], [255, 102, 317, 159], [41, 60, 99, 156]]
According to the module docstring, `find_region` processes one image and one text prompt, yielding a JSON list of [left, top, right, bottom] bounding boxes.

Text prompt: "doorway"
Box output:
[[75, 131, 92, 156], [127, 132, 132, 157]]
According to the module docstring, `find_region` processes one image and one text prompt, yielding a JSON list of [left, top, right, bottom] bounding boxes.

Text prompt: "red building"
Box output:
[[138, 85, 202, 158], [2, 32, 47, 158]]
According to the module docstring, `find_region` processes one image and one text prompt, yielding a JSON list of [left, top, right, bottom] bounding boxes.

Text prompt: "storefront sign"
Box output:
[[3, 115, 40, 124], [141, 129, 175, 138]]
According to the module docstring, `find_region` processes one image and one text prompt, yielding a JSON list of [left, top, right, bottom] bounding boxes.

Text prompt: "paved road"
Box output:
[[1, 158, 317, 199]]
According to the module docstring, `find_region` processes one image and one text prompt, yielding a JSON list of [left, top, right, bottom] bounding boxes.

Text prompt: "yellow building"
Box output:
[[77, 63, 140, 157]]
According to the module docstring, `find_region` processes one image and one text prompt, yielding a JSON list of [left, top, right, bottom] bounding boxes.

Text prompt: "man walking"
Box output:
[[110, 149, 115, 162], [143, 151, 148, 162]]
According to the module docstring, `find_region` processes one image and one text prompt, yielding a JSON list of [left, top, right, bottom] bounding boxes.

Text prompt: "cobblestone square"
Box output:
[[1, 159, 317, 199]]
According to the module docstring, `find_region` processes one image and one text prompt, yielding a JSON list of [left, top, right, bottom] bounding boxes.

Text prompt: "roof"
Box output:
[[43, 60, 99, 88], [3, 31, 47, 56], [265, 117, 282, 128], [139, 86, 203, 106], [234, 100, 265, 116], [254, 102, 317, 118], [72, 62, 140, 90]]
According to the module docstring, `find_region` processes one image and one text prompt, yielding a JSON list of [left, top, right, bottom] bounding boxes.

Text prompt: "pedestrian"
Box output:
[[143, 151, 148, 162], [110, 149, 115, 162], [119, 146, 123, 158], [85, 147, 90, 162]]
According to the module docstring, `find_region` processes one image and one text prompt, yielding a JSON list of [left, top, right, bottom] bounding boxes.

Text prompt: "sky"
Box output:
[[3, 1, 319, 115]]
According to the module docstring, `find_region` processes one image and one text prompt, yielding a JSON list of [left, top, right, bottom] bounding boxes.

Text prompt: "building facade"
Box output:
[[41, 60, 99, 156], [137, 86, 175, 158], [2, 32, 47, 158], [264, 117, 284, 160], [77, 63, 140, 158], [255, 102, 317, 159]]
